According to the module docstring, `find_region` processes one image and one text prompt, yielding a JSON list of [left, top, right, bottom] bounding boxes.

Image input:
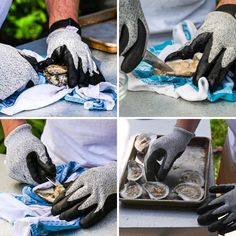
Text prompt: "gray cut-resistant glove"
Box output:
[[165, 5, 236, 91], [144, 127, 194, 181], [52, 162, 117, 228], [119, 0, 149, 73], [41, 26, 105, 88], [197, 184, 236, 235], [4, 124, 56, 186], [0, 43, 40, 100]]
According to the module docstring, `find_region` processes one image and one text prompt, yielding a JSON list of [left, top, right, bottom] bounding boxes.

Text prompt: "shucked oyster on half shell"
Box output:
[[120, 181, 143, 199], [142, 182, 169, 200], [44, 64, 68, 87], [174, 183, 204, 202], [127, 160, 145, 182], [180, 170, 204, 186]]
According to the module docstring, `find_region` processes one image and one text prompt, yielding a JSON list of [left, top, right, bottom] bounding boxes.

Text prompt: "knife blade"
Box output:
[[46, 176, 60, 186], [143, 50, 173, 72]]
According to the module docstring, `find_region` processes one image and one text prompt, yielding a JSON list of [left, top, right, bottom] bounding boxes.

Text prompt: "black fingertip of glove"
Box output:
[[20, 53, 40, 72], [52, 191, 90, 216], [89, 67, 105, 86], [26, 151, 47, 184], [121, 19, 147, 73], [80, 193, 117, 228], [77, 57, 90, 87], [63, 46, 79, 88], [209, 184, 235, 194], [119, 24, 129, 55], [165, 33, 212, 63], [192, 36, 213, 86], [38, 58, 55, 71], [26, 150, 56, 184], [208, 217, 227, 233], [60, 202, 96, 222], [145, 149, 163, 181]]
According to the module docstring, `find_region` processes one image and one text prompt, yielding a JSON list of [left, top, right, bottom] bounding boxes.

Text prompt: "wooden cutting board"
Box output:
[[79, 8, 117, 54]]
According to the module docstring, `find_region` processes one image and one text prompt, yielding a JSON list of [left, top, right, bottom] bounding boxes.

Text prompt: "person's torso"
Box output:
[[141, 0, 215, 34], [41, 119, 117, 167]]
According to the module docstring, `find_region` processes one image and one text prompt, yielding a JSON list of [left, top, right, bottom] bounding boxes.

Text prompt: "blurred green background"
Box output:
[[0, 0, 116, 46], [0, 119, 228, 182]]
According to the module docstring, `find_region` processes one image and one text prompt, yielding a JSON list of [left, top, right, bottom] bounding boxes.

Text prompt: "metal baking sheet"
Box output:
[[119, 136, 211, 208]]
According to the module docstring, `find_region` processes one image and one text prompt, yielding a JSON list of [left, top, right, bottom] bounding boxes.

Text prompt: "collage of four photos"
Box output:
[[0, 0, 236, 236]]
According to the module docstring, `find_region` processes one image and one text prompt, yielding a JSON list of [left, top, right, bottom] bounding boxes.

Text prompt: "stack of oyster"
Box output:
[[120, 134, 205, 202]]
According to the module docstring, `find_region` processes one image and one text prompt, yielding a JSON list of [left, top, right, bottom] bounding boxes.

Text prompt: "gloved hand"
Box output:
[[4, 124, 56, 186], [197, 184, 236, 235], [52, 162, 117, 228], [119, 0, 149, 73], [0, 43, 40, 100], [165, 6, 236, 91], [144, 127, 194, 181], [41, 26, 105, 88]]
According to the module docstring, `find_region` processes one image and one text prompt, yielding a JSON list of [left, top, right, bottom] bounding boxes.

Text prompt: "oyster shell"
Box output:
[[174, 183, 204, 201], [120, 181, 143, 199], [44, 64, 68, 87], [134, 133, 156, 162], [35, 184, 65, 203], [154, 53, 202, 77], [142, 182, 169, 200], [180, 170, 204, 186], [127, 160, 145, 182]]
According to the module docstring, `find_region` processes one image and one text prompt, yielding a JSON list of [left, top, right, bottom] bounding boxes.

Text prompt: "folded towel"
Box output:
[[0, 162, 84, 236]]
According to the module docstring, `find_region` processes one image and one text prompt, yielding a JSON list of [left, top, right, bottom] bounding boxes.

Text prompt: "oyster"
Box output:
[[35, 184, 65, 203], [174, 183, 204, 201], [180, 170, 204, 186], [154, 53, 202, 77], [142, 182, 169, 200], [120, 181, 143, 199], [44, 64, 68, 86], [127, 160, 145, 182], [134, 133, 156, 162]]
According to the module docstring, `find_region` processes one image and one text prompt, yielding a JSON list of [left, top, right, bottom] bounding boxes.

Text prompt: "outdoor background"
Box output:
[[0, 119, 228, 181], [0, 0, 116, 46]]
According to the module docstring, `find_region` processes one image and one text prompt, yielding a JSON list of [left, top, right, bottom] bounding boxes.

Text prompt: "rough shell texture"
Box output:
[[142, 181, 169, 200], [120, 181, 143, 199], [180, 170, 204, 186], [35, 184, 65, 203], [44, 64, 68, 87], [174, 183, 204, 201], [154, 53, 202, 77], [127, 160, 145, 182]]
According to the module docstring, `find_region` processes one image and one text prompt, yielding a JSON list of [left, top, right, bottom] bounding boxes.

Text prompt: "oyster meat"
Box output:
[[120, 181, 143, 199], [44, 64, 68, 86], [180, 170, 204, 186], [174, 183, 204, 201], [35, 184, 65, 203], [154, 53, 202, 77], [142, 182, 169, 200], [127, 160, 145, 182]]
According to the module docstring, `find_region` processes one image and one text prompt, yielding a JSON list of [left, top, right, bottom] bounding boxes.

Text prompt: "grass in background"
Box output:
[[210, 119, 227, 181], [0, 120, 46, 154]]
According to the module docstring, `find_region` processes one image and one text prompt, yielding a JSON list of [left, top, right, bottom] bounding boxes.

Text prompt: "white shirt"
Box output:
[[41, 120, 117, 167], [227, 120, 236, 164], [141, 0, 215, 34], [0, 0, 12, 27]]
